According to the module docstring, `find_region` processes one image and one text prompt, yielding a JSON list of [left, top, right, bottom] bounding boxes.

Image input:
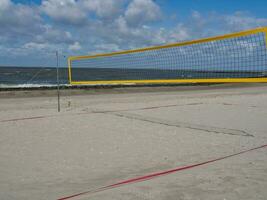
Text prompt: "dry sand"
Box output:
[[0, 84, 266, 200]]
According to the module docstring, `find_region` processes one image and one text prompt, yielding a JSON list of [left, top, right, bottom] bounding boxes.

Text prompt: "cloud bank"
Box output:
[[0, 0, 267, 66]]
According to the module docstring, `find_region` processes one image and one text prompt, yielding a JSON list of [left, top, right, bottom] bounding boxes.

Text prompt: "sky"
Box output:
[[1, 0, 267, 67]]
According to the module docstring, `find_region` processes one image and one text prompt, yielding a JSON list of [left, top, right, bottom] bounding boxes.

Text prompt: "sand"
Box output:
[[0, 83, 266, 200]]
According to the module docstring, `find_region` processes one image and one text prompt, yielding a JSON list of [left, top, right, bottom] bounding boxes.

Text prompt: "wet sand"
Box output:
[[0, 84, 267, 200]]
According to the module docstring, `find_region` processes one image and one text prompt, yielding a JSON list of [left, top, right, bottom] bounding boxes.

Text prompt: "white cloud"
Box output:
[[125, 0, 162, 27], [115, 16, 130, 35], [35, 25, 74, 44], [23, 42, 51, 50], [94, 43, 120, 53], [41, 0, 125, 24], [82, 0, 124, 19], [0, 1, 43, 42], [68, 42, 82, 51], [166, 24, 190, 43], [0, 0, 11, 11], [41, 0, 87, 25], [223, 11, 267, 31], [1, 0, 267, 67]]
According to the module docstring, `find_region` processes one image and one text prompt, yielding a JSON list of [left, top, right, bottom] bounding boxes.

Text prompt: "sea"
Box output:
[[0, 66, 266, 89], [0, 67, 69, 88]]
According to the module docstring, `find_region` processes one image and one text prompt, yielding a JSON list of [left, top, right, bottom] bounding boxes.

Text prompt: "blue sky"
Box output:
[[1, 0, 267, 67]]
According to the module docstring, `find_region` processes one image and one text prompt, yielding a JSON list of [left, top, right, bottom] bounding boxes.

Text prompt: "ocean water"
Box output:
[[71, 68, 266, 81], [0, 66, 266, 88], [0, 67, 69, 88]]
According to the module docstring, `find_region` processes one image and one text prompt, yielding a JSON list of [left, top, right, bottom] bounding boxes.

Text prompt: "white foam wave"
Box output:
[[0, 83, 70, 89]]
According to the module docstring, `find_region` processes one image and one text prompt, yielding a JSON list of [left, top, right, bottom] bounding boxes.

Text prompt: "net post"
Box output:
[[56, 51, 60, 112], [264, 28, 267, 80], [68, 57, 72, 85], [265, 27, 267, 49]]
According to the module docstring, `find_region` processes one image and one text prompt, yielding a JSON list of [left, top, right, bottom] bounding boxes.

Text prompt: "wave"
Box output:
[[0, 82, 139, 89], [0, 83, 70, 89]]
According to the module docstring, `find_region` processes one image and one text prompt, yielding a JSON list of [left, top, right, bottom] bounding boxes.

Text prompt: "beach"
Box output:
[[0, 83, 267, 200]]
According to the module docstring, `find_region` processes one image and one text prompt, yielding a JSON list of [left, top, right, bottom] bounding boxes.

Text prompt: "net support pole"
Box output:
[[56, 51, 61, 112]]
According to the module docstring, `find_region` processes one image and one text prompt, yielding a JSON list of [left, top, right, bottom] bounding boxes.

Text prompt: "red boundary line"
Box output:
[[58, 144, 267, 200], [0, 116, 49, 123], [0, 103, 200, 123]]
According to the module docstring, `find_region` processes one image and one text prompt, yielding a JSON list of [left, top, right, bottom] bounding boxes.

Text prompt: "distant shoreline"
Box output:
[[1, 66, 266, 88], [0, 83, 211, 91], [1, 83, 267, 99]]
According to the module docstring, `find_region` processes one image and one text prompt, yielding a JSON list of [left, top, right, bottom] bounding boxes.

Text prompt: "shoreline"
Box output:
[[1, 83, 267, 98]]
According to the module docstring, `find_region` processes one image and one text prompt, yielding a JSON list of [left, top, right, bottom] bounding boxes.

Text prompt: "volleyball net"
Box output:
[[68, 27, 267, 85]]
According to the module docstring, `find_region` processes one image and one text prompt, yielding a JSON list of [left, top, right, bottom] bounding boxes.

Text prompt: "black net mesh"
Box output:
[[70, 32, 267, 82]]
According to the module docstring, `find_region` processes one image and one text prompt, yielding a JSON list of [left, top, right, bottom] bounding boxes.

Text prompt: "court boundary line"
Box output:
[[58, 144, 267, 200]]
